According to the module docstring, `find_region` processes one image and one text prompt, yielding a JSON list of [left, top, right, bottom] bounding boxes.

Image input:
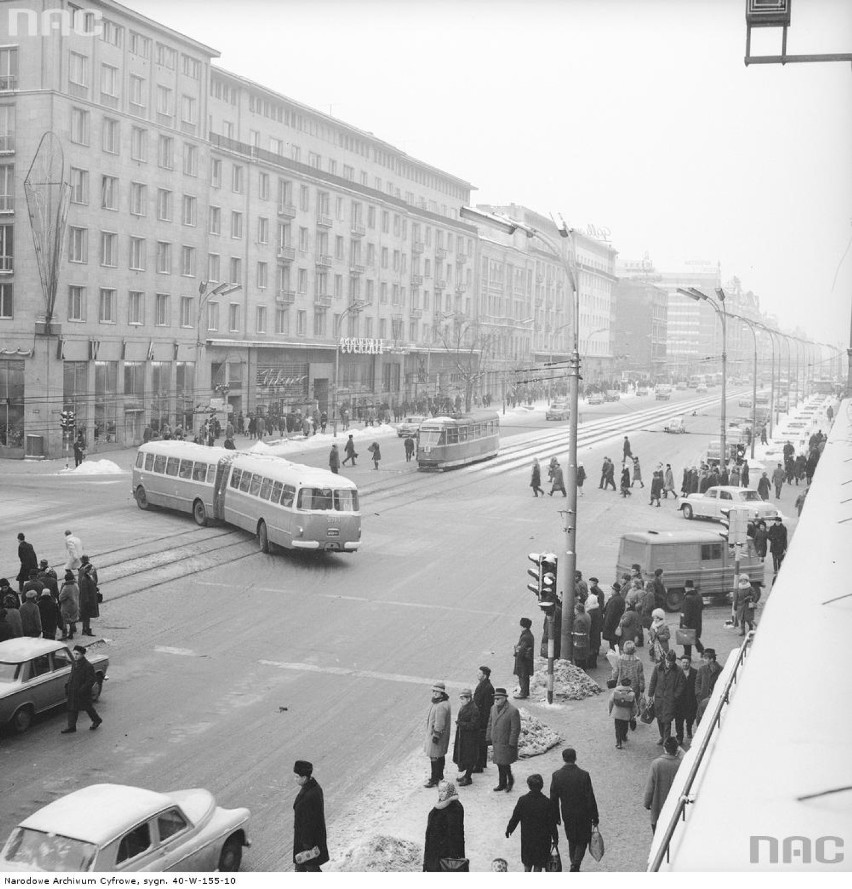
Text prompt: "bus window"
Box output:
[[299, 487, 333, 510], [179, 459, 193, 480], [145, 452, 155, 471], [239, 472, 252, 493], [249, 474, 262, 497], [334, 490, 359, 512], [270, 480, 283, 504], [154, 455, 167, 474], [206, 464, 217, 484], [281, 484, 295, 507], [192, 462, 208, 482], [260, 478, 272, 500], [230, 468, 242, 489], [446, 428, 458, 445], [135, 452, 144, 469], [165, 457, 180, 477]]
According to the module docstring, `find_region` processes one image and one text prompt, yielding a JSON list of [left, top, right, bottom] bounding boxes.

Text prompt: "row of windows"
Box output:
[[228, 467, 357, 512]]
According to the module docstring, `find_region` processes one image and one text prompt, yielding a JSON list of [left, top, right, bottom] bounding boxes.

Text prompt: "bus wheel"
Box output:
[[257, 520, 270, 553], [193, 499, 208, 526], [135, 486, 150, 510]]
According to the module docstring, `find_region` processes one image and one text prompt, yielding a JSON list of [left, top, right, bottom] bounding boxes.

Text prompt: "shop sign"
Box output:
[[339, 337, 385, 355], [256, 365, 309, 397]]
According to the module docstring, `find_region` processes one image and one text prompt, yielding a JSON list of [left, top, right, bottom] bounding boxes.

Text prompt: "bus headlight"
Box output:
[[296, 526, 304, 537]]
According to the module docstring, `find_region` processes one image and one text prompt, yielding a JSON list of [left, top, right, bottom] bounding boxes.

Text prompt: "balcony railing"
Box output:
[[314, 293, 333, 307], [315, 254, 333, 268], [456, 249, 468, 263], [276, 246, 296, 262], [277, 203, 296, 219], [0, 76, 18, 92], [412, 240, 424, 254], [410, 307, 423, 319], [316, 214, 333, 228], [435, 246, 447, 259], [0, 196, 14, 214], [0, 255, 14, 273], [275, 290, 296, 305], [0, 135, 14, 153], [410, 274, 424, 287], [350, 223, 366, 238], [434, 279, 446, 291], [455, 282, 466, 293], [349, 264, 365, 276]]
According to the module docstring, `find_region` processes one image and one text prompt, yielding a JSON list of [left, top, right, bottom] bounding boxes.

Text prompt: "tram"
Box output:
[[132, 441, 360, 553], [416, 410, 500, 471]]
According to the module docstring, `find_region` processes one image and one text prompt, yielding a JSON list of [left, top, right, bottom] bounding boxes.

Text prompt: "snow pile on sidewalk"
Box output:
[[334, 834, 422, 872], [246, 424, 398, 459], [528, 658, 602, 701], [517, 707, 562, 758], [59, 459, 124, 475]]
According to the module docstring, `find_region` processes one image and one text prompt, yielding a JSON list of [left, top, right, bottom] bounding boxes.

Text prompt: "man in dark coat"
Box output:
[[648, 650, 686, 745], [19, 590, 42, 637], [61, 645, 102, 733], [452, 689, 479, 786], [767, 517, 788, 573], [513, 617, 535, 698], [292, 760, 329, 871], [549, 748, 599, 872], [506, 773, 559, 872], [679, 582, 704, 658], [695, 648, 723, 724], [16, 533, 38, 593], [473, 666, 494, 773], [78, 563, 99, 637], [675, 655, 698, 744], [37, 589, 61, 640], [601, 584, 625, 650]]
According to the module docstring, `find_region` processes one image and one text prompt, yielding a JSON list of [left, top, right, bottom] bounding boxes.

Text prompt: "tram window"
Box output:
[[334, 490, 359, 512], [281, 484, 295, 507], [154, 455, 167, 473], [165, 457, 180, 477], [299, 487, 333, 510], [270, 481, 283, 504], [179, 459, 193, 479], [230, 468, 242, 489], [239, 472, 253, 493], [250, 474, 262, 497], [458, 426, 468, 442], [192, 462, 208, 482], [260, 478, 273, 500], [144, 453, 155, 470], [419, 431, 442, 447], [446, 428, 458, 445], [206, 464, 217, 483], [135, 452, 144, 469]]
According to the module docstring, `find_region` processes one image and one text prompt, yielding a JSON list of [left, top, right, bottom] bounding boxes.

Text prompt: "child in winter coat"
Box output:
[[609, 677, 637, 748]]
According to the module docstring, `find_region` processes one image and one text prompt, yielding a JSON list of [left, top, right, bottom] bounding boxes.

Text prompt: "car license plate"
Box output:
[[327, 528, 339, 537]]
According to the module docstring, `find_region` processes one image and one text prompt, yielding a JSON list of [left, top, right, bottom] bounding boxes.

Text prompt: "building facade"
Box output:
[[612, 257, 668, 382]]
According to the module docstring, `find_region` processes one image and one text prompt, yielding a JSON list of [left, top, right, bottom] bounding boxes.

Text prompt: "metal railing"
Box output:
[[648, 630, 755, 871]]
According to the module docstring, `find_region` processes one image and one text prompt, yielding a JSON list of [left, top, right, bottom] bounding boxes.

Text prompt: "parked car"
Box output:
[[0, 784, 251, 872], [545, 400, 571, 421], [696, 384, 708, 394], [655, 385, 672, 401], [0, 639, 109, 734], [663, 417, 686, 434], [677, 486, 783, 522], [636, 386, 649, 396], [675, 381, 688, 390], [587, 392, 604, 405], [603, 390, 621, 402], [396, 415, 426, 437]]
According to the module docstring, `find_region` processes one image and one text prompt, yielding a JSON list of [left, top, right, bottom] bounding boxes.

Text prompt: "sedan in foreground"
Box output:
[[678, 486, 783, 522], [396, 415, 426, 437], [0, 784, 250, 872]]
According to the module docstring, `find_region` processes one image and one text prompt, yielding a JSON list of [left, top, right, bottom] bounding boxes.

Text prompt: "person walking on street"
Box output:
[[61, 645, 102, 733], [292, 760, 329, 872], [37, 589, 61, 640], [643, 738, 682, 833], [767, 517, 788, 573], [37, 560, 59, 598], [585, 592, 603, 668], [548, 460, 567, 497], [649, 470, 663, 506], [513, 618, 534, 698], [648, 650, 686, 745], [424, 681, 452, 788], [3, 593, 22, 636], [674, 655, 698, 744], [530, 458, 545, 497], [663, 464, 676, 498], [620, 465, 632, 497], [609, 676, 637, 749], [505, 774, 559, 872], [734, 575, 758, 635], [78, 562, 99, 637], [613, 640, 645, 701], [679, 581, 704, 658], [632, 456, 644, 487], [549, 748, 600, 872], [16, 533, 38, 594], [599, 457, 610, 489], [602, 583, 626, 651], [473, 666, 494, 773], [328, 444, 340, 474], [342, 434, 357, 466], [576, 462, 586, 496], [695, 649, 722, 724], [771, 463, 785, 499], [572, 602, 591, 670], [452, 689, 480, 786], [423, 780, 465, 872], [753, 519, 768, 562], [19, 590, 42, 637], [623, 436, 633, 464], [367, 441, 381, 470], [73, 435, 86, 467], [58, 570, 79, 640], [404, 436, 415, 463], [757, 472, 771, 501], [486, 689, 521, 792], [618, 602, 643, 649], [64, 530, 83, 572], [648, 608, 671, 665]]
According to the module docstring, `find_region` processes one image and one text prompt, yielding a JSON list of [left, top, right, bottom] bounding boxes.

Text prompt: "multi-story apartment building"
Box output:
[[613, 257, 668, 381], [0, 0, 477, 457]]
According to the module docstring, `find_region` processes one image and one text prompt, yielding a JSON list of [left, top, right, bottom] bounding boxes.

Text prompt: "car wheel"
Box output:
[[257, 519, 270, 554], [218, 836, 243, 872], [665, 588, 685, 612], [91, 677, 103, 702], [193, 499, 208, 526], [12, 706, 33, 734], [135, 486, 150, 510], [682, 504, 693, 520]]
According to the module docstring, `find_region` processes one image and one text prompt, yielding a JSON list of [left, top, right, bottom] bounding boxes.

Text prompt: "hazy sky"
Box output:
[[131, 0, 852, 349]]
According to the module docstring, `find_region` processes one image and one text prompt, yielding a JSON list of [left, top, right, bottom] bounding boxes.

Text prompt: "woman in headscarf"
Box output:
[[734, 574, 757, 635], [613, 639, 646, 701], [648, 608, 671, 665], [423, 780, 465, 872], [585, 590, 603, 668]]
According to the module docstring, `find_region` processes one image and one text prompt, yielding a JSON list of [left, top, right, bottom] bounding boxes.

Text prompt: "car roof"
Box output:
[[0, 638, 67, 662], [621, 530, 726, 545], [705, 486, 756, 494], [19, 785, 177, 845]]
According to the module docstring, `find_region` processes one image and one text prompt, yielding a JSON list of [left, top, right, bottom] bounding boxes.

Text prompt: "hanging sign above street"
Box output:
[[339, 337, 385, 355]]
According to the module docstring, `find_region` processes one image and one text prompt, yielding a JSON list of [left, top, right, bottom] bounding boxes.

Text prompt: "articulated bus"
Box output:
[[416, 410, 500, 470], [132, 441, 360, 553]]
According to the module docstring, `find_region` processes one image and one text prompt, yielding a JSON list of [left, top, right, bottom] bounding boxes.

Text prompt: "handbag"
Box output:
[[629, 717, 637, 731], [614, 625, 623, 637], [640, 698, 656, 724], [606, 678, 617, 689], [675, 628, 696, 646], [589, 826, 605, 862], [439, 858, 469, 872], [545, 843, 562, 872]]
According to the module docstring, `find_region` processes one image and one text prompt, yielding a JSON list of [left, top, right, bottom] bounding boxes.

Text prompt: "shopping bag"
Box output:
[[545, 844, 562, 872], [605, 647, 620, 673], [439, 858, 469, 872], [675, 628, 696, 646], [640, 697, 656, 724], [589, 826, 605, 862]]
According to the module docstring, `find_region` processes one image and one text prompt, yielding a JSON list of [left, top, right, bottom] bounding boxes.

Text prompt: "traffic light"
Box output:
[[720, 507, 749, 546], [60, 410, 76, 432], [527, 552, 558, 611]]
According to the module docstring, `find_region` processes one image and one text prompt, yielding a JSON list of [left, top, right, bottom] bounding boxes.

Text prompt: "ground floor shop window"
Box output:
[[94, 360, 118, 442], [0, 359, 24, 446], [63, 361, 88, 440]]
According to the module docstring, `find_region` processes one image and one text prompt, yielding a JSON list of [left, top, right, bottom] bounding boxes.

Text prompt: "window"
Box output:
[[313, 311, 326, 336], [258, 172, 270, 200], [69, 52, 88, 88], [0, 282, 10, 318], [98, 288, 116, 323], [156, 85, 172, 116], [155, 293, 169, 326], [126, 290, 143, 325], [209, 206, 221, 235], [700, 543, 724, 561], [192, 462, 208, 482], [182, 195, 197, 226], [257, 217, 269, 244], [100, 64, 118, 101], [100, 175, 117, 210], [183, 143, 198, 177], [334, 275, 342, 299], [68, 227, 87, 263], [228, 303, 240, 332], [70, 108, 89, 145], [117, 824, 151, 864], [157, 188, 172, 221], [256, 305, 267, 333], [158, 809, 188, 841], [207, 253, 220, 282], [180, 95, 197, 125], [181, 246, 196, 277], [180, 296, 193, 328], [281, 484, 295, 508], [129, 182, 146, 216], [232, 165, 243, 193], [297, 268, 308, 294], [257, 261, 268, 289], [101, 19, 124, 48], [335, 236, 344, 260], [129, 237, 145, 270], [0, 47, 16, 91], [230, 211, 243, 239], [229, 257, 242, 284], [158, 135, 174, 170], [100, 232, 117, 267], [68, 167, 87, 205], [130, 127, 147, 162], [182, 55, 201, 79], [129, 74, 145, 109], [275, 307, 288, 334], [300, 185, 309, 212], [299, 227, 309, 253], [130, 32, 151, 58], [102, 117, 119, 154], [207, 301, 219, 331], [68, 285, 85, 321], [296, 310, 306, 335], [210, 158, 222, 188]]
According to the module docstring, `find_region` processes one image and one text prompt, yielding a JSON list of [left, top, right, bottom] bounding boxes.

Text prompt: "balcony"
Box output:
[[0, 256, 13, 274], [277, 203, 296, 219], [410, 274, 423, 287], [350, 223, 366, 238], [412, 240, 424, 254], [276, 246, 296, 262], [0, 76, 18, 92], [434, 279, 446, 291], [410, 307, 423, 319], [455, 282, 466, 294], [456, 249, 468, 263], [0, 135, 14, 154], [435, 246, 447, 259], [316, 214, 333, 228], [314, 293, 333, 308], [275, 290, 296, 305], [315, 254, 333, 268], [349, 263, 365, 276], [0, 196, 13, 214]]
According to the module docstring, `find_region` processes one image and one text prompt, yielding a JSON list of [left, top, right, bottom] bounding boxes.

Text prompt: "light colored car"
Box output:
[[545, 400, 571, 421], [675, 381, 688, 390], [603, 390, 621, 402], [663, 417, 686, 434], [0, 639, 109, 734], [678, 486, 783, 522], [655, 385, 672, 401], [0, 784, 251, 872], [396, 415, 426, 437], [587, 392, 604, 405], [636, 386, 649, 396], [738, 396, 753, 408], [696, 384, 708, 394]]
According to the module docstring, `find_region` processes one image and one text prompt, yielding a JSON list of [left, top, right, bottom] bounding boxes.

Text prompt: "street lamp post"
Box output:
[[332, 301, 367, 437], [755, 322, 777, 439], [730, 315, 759, 459], [460, 206, 580, 701]]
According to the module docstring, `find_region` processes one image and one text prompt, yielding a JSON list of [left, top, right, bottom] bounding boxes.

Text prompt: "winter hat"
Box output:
[[584, 594, 599, 612], [623, 640, 636, 654], [738, 575, 752, 587], [39, 560, 49, 568], [293, 760, 313, 777], [651, 608, 666, 622], [493, 687, 508, 698], [459, 688, 472, 698], [40, 589, 52, 597], [64, 570, 75, 581], [431, 681, 446, 693], [72, 645, 86, 654], [665, 650, 677, 662], [519, 617, 532, 629], [588, 577, 599, 584], [25, 590, 37, 599]]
